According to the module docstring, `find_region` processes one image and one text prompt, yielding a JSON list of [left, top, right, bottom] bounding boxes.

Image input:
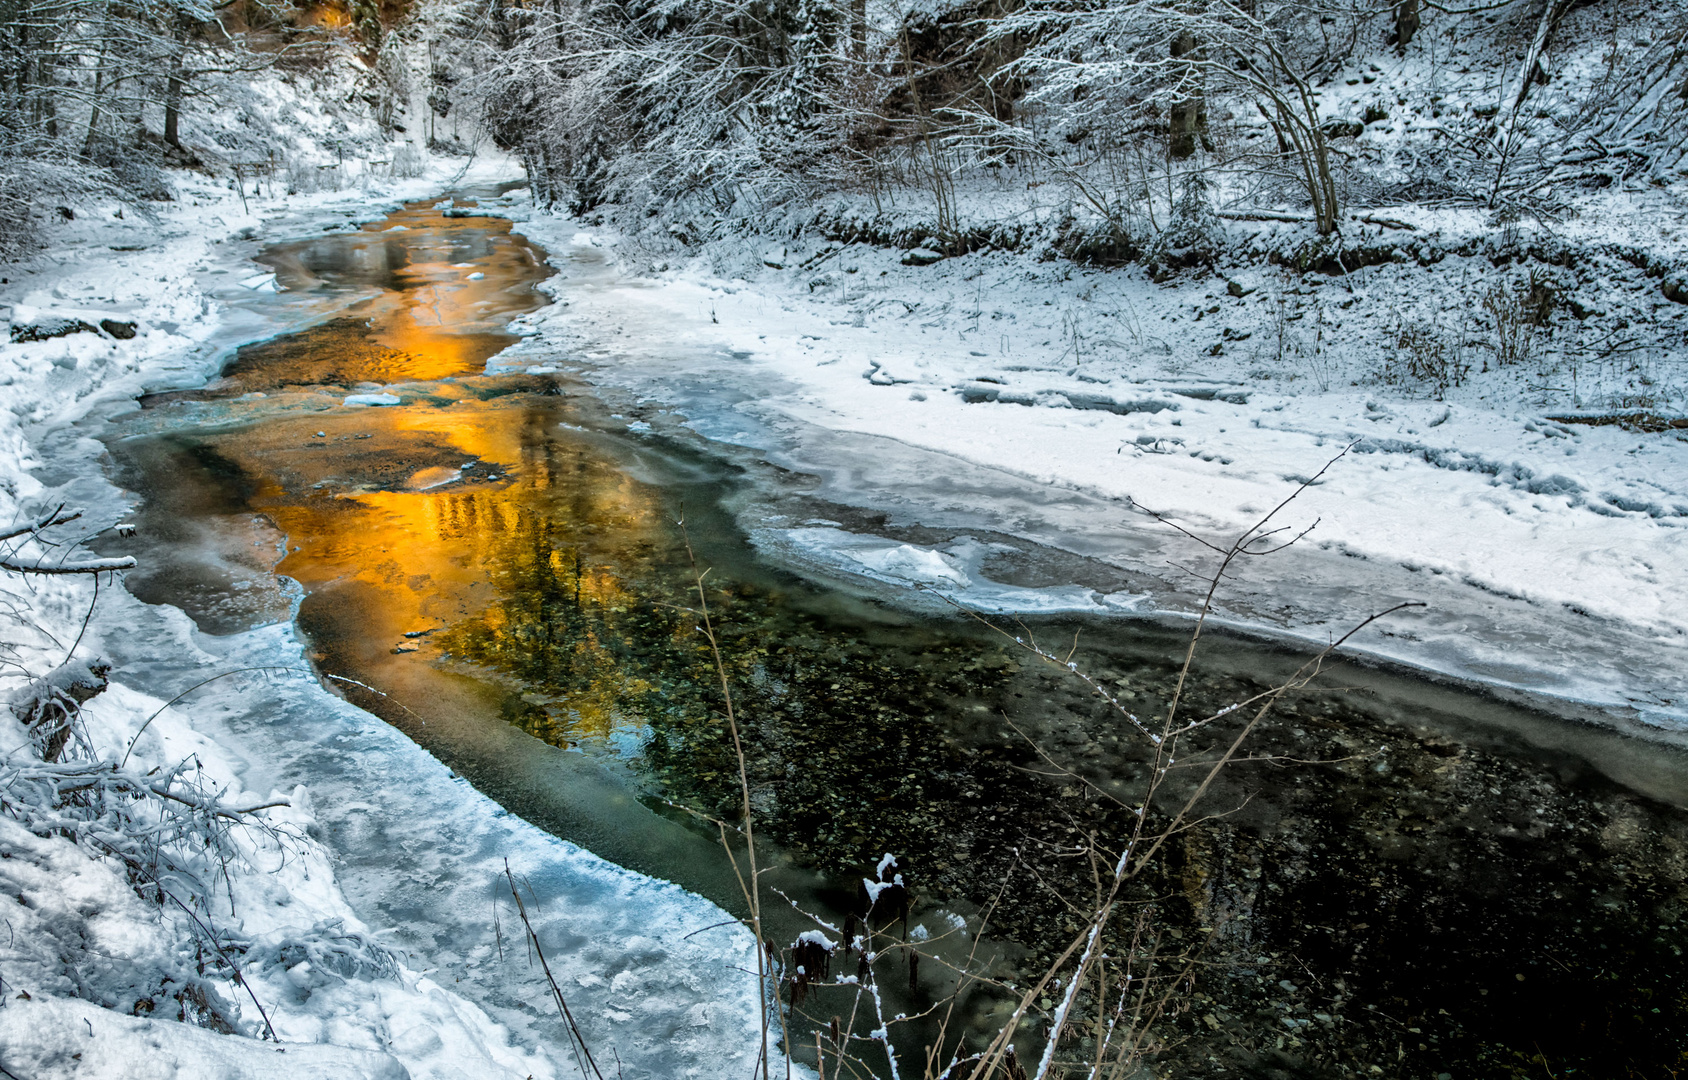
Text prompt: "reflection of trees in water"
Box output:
[[229, 215, 550, 390], [431, 465, 1021, 870], [441, 521, 675, 743], [434, 446, 694, 743]]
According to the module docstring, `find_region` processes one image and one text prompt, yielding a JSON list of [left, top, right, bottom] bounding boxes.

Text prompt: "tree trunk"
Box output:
[[1312, 127, 1339, 234], [164, 79, 180, 147], [524, 141, 552, 207], [81, 0, 116, 158], [1393, 0, 1419, 52], [1502, 0, 1565, 120], [32, 46, 58, 139], [163, 29, 185, 148], [83, 61, 108, 157], [1168, 30, 1201, 159], [1272, 95, 1340, 235]]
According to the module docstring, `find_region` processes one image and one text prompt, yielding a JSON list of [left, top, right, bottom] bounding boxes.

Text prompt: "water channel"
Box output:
[[98, 193, 1688, 1079]]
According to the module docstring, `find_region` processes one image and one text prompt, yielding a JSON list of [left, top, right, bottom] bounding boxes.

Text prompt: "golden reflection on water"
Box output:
[[207, 395, 687, 743], [226, 209, 551, 391], [133, 199, 688, 745]]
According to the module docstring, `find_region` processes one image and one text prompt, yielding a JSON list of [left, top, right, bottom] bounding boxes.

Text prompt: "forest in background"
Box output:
[[7, 0, 1688, 260], [7, 0, 1687, 410], [480, 0, 1688, 265]]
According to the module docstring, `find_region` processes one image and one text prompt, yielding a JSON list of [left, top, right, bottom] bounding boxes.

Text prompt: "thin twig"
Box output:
[[501, 859, 605, 1080], [677, 519, 778, 1080]]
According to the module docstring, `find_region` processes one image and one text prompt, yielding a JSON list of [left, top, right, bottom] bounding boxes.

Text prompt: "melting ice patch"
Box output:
[[854, 542, 968, 585], [768, 527, 1149, 614]]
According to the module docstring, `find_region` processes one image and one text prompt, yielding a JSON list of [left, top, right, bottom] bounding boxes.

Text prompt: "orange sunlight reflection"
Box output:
[[221, 398, 676, 743], [232, 211, 550, 391]]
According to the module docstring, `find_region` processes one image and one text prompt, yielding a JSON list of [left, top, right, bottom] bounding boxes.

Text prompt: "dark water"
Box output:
[[101, 195, 1688, 1080]]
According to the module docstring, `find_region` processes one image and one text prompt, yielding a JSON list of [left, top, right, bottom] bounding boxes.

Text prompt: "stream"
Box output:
[[98, 192, 1688, 1080]]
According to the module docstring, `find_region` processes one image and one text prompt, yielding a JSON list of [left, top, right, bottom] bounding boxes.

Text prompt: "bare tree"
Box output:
[[980, 0, 1355, 235]]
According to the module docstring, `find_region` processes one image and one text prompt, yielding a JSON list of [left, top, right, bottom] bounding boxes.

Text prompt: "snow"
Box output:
[[344, 392, 403, 406], [0, 152, 768, 1078], [765, 527, 1150, 614], [2, 653, 573, 1079], [862, 854, 904, 905], [0, 994, 410, 1080], [853, 540, 968, 584], [863, 877, 904, 905], [479, 194, 1688, 730]]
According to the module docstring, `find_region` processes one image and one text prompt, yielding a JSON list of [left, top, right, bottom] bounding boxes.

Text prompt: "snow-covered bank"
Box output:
[[1, 158, 765, 1078], [475, 198, 1687, 733]]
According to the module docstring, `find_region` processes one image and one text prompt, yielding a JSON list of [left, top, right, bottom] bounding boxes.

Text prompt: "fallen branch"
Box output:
[[0, 554, 136, 575], [1216, 210, 1416, 232], [1217, 209, 1311, 223], [1358, 214, 1418, 231]]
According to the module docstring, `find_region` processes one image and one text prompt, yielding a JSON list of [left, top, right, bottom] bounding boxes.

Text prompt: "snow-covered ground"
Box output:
[[0, 156, 766, 1079], [476, 196, 1688, 734]]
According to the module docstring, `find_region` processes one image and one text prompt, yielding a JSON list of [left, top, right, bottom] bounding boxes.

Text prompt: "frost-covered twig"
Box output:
[[677, 519, 782, 1080], [0, 505, 135, 576], [0, 554, 137, 575], [939, 450, 1423, 1080], [0, 505, 82, 543]]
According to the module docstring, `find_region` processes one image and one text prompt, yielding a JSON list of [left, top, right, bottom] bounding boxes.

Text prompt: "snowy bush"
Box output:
[[0, 512, 301, 1038], [391, 142, 426, 179], [0, 652, 308, 1038], [1382, 316, 1467, 397], [1153, 170, 1223, 269]]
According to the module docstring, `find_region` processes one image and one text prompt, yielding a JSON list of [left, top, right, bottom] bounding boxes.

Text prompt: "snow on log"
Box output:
[[0, 554, 136, 575]]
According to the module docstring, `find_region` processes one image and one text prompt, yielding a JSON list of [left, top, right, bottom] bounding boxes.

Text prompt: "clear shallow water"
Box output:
[[100, 195, 1688, 1080]]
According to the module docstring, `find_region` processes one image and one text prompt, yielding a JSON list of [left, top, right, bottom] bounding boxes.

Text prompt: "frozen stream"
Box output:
[[95, 193, 1688, 1079]]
